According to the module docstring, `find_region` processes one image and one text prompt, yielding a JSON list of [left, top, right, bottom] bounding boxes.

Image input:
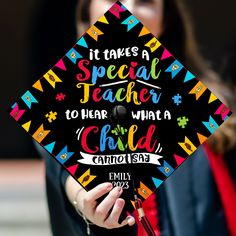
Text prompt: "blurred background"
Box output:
[[0, 0, 235, 235]]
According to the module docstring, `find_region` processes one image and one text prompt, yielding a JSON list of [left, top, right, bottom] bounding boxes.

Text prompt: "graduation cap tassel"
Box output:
[[134, 191, 156, 236], [110, 105, 156, 236]]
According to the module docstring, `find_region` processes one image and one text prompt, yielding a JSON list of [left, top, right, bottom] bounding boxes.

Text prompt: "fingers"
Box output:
[[85, 182, 113, 203], [125, 216, 136, 226], [81, 182, 113, 217], [95, 186, 123, 220], [104, 198, 136, 229], [104, 198, 125, 228], [73, 182, 136, 230]]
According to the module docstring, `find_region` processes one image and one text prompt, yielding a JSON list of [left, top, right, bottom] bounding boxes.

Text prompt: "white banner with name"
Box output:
[[78, 152, 163, 166]]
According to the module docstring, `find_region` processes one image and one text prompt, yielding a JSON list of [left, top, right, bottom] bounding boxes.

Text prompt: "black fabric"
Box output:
[[224, 147, 236, 185], [157, 146, 230, 236]]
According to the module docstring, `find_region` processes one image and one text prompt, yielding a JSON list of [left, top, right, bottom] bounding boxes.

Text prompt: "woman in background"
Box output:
[[34, 0, 236, 235]]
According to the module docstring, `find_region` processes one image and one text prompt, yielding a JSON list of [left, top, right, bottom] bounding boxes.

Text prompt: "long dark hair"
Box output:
[[76, 0, 236, 154]]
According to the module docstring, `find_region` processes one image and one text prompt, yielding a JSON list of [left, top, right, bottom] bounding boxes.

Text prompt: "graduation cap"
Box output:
[[9, 1, 232, 234]]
